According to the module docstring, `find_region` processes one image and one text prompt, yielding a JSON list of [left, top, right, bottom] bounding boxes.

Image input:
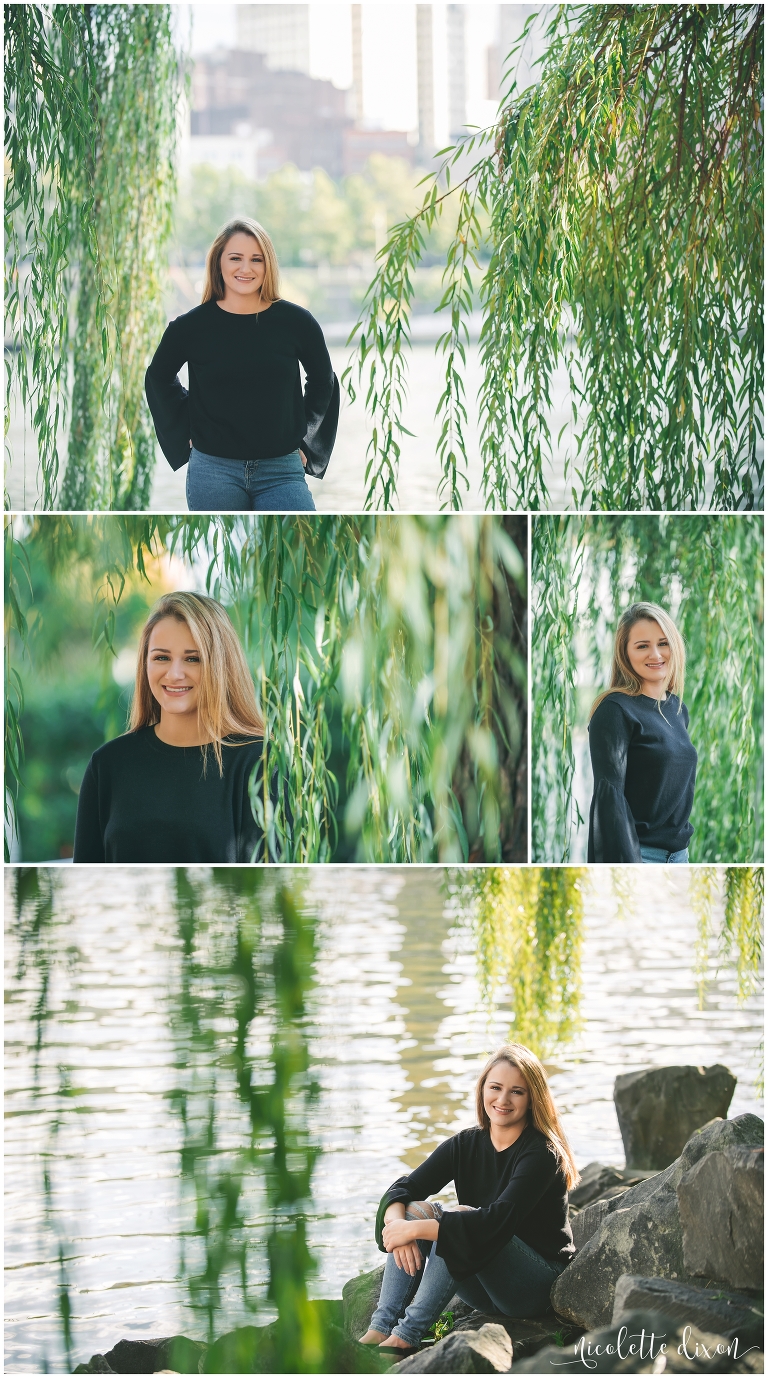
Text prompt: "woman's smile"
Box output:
[[146, 616, 203, 724]]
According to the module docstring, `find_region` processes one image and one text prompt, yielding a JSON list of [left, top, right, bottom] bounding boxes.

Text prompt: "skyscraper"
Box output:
[[237, 5, 311, 75], [446, 4, 467, 140]]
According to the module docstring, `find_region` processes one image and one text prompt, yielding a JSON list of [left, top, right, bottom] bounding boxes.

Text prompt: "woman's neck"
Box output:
[[488, 1119, 528, 1152], [154, 714, 211, 748], [216, 293, 273, 317], [639, 684, 668, 701]]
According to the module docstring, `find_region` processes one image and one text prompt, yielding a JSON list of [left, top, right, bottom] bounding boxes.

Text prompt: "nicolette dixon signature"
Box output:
[[550, 1324, 759, 1370]]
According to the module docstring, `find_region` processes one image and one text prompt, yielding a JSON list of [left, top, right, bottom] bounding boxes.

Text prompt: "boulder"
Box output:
[[678, 1145, 764, 1290], [571, 1199, 612, 1252], [449, 1308, 581, 1360], [612, 1275, 764, 1349], [202, 1308, 390, 1374], [551, 1114, 764, 1331], [614, 1066, 736, 1170], [343, 1264, 386, 1339], [74, 1337, 207, 1374], [569, 1163, 627, 1209], [74, 1358, 116, 1375], [393, 1323, 512, 1373], [513, 1310, 764, 1373]]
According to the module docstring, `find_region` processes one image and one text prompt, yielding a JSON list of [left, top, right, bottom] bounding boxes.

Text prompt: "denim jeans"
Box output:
[[639, 846, 689, 864], [369, 1204, 565, 1347], [186, 446, 316, 512]]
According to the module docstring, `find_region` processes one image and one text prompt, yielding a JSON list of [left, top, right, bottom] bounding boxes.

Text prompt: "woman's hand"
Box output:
[[382, 1217, 419, 1252], [392, 1242, 423, 1276], [299, 449, 307, 469]]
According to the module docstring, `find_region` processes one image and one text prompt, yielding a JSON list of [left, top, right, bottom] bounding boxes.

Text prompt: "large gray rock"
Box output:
[[449, 1309, 581, 1360], [343, 1265, 386, 1339], [678, 1146, 764, 1289], [612, 1275, 764, 1349], [571, 1198, 613, 1252], [614, 1066, 736, 1170], [551, 1114, 764, 1331], [75, 1337, 207, 1374], [393, 1323, 512, 1373], [570, 1163, 626, 1208], [514, 1310, 764, 1373]]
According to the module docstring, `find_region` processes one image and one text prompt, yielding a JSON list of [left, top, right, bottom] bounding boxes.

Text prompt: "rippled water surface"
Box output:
[[5, 866, 763, 1372]]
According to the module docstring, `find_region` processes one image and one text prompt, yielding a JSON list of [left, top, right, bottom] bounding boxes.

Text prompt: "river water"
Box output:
[[4, 866, 763, 1371]]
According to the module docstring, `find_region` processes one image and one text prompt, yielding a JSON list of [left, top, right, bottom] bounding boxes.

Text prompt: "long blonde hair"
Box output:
[[129, 592, 265, 773], [475, 1043, 580, 1191], [590, 601, 686, 719], [201, 217, 281, 305]]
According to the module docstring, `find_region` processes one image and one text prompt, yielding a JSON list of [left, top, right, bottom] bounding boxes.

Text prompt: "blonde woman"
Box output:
[[588, 602, 697, 864], [145, 218, 338, 512], [359, 1045, 577, 1358], [73, 593, 270, 863]]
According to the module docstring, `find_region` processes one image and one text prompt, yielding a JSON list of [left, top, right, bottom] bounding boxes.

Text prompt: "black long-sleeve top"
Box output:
[[73, 726, 265, 863], [587, 692, 697, 863], [144, 298, 339, 478], [375, 1124, 574, 1280]]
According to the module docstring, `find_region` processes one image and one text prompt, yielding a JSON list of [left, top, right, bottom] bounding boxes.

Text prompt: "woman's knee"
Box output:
[[404, 1200, 437, 1219]]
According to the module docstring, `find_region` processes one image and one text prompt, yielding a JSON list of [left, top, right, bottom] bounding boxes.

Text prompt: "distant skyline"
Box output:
[[176, 3, 508, 135]]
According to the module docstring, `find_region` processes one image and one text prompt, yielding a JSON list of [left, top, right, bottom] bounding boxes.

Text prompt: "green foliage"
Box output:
[[531, 515, 763, 863], [349, 5, 764, 512], [691, 865, 764, 1004], [6, 515, 527, 863], [5, 4, 181, 509], [449, 867, 585, 1059]]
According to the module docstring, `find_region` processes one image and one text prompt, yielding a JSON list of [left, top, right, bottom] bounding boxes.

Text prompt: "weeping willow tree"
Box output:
[[5, 5, 180, 510], [448, 867, 586, 1059], [531, 515, 763, 863], [4, 514, 527, 863], [348, 5, 763, 512]]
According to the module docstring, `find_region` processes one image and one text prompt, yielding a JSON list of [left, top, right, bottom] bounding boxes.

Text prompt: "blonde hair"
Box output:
[[129, 592, 265, 773], [590, 601, 686, 719], [201, 218, 281, 305], [475, 1043, 580, 1191]]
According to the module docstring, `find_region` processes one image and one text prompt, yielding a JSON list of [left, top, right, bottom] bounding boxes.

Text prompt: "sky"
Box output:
[[176, 3, 505, 133]]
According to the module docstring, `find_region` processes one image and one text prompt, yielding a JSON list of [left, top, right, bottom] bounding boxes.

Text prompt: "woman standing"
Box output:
[[359, 1044, 577, 1357], [73, 593, 272, 863], [587, 602, 697, 864], [145, 218, 338, 512]]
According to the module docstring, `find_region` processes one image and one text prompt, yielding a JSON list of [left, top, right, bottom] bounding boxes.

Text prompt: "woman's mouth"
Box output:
[[491, 1104, 515, 1116], [162, 685, 193, 695]]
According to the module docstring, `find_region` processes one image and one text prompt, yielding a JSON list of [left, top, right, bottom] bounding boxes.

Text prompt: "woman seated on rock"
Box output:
[[359, 1044, 578, 1358]]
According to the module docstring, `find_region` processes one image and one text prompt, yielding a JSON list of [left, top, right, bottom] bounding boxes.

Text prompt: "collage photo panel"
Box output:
[[4, 4, 764, 1377]]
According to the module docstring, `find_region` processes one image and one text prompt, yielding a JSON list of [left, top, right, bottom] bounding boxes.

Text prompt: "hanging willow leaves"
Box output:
[[690, 865, 764, 1007], [5, 514, 527, 863], [349, 5, 763, 512], [5, 5, 180, 510], [449, 866, 585, 1058], [531, 515, 763, 863]]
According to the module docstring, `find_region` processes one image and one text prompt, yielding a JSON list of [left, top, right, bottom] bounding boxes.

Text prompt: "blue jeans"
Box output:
[[369, 1204, 565, 1347], [186, 447, 316, 512], [639, 846, 689, 864]]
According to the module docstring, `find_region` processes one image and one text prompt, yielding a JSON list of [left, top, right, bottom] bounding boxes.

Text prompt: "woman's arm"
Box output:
[[144, 318, 192, 472], [588, 698, 642, 863], [374, 1137, 455, 1253], [296, 314, 339, 479], [72, 761, 105, 863], [436, 1141, 561, 1279]]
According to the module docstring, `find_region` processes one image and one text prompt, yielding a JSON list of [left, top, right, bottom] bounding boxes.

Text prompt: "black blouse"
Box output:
[[144, 298, 339, 477], [375, 1124, 573, 1280], [588, 692, 697, 863], [73, 726, 266, 863]]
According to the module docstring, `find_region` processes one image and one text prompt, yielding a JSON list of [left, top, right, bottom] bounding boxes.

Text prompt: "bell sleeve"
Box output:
[[374, 1138, 456, 1252], [587, 697, 641, 863], [145, 318, 192, 472], [297, 314, 339, 479]]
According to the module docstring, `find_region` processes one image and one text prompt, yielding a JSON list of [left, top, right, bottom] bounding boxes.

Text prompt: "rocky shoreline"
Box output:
[[74, 1065, 764, 1375]]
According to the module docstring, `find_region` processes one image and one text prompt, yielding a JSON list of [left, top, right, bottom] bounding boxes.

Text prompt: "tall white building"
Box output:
[[237, 5, 311, 75]]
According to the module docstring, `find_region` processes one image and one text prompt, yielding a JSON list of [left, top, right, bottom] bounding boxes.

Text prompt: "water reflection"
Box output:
[[4, 867, 763, 1372]]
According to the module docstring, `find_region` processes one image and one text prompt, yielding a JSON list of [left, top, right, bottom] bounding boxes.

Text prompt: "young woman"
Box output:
[[587, 602, 697, 864], [145, 218, 338, 512], [359, 1044, 577, 1357], [73, 592, 271, 863]]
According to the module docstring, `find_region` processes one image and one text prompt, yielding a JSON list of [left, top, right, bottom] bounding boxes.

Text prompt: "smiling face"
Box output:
[[219, 232, 266, 301], [146, 617, 202, 719], [482, 1060, 531, 1135], [625, 618, 671, 697]]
